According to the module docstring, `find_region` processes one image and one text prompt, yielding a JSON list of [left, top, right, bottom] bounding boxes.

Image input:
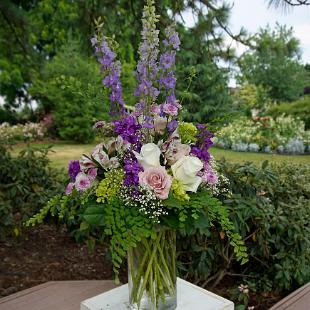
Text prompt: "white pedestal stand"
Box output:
[[81, 277, 234, 310]]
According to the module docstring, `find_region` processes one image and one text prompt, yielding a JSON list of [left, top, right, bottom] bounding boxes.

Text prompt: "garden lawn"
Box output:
[[11, 141, 310, 169]]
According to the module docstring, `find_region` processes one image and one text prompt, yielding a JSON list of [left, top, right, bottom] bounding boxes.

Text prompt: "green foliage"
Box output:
[[267, 95, 310, 129], [216, 115, 309, 153], [177, 55, 232, 123], [0, 146, 63, 238], [239, 24, 309, 102], [219, 160, 310, 291], [30, 41, 109, 143], [163, 191, 248, 265], [93, 198, 156, 282], [233, 83, 271, 115]]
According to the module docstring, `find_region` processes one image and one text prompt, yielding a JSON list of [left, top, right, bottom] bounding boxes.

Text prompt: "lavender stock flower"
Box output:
[[113, 115, 142, 145], [68, 160, 80, 182], [191, 124, 214, 162], [123, 154, 143, 186]]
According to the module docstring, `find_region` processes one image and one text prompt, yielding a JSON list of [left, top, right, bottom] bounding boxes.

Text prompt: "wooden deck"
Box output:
[[0, 280, 116, 310], [270, 282, 310, 310], [0, 280, 309, 309]]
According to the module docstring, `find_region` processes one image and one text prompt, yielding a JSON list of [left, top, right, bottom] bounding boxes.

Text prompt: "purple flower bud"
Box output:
[[167, 120, 178, 132]]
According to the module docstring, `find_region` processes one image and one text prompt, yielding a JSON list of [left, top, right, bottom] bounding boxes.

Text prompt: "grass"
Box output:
[[210, 147, 310, 166], [11, 141, 310, 169]]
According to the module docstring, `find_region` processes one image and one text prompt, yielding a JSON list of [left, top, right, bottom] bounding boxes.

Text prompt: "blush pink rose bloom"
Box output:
[[139, 166, 172, 200]]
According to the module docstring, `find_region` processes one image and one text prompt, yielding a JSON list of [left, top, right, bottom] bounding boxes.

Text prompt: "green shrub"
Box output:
[[30, 40, 109, 143], [178, 160, 310, 292], [0, 146, 63, 238], [216, 115, 310, 153], [0, 122, 46, 145], [268, 96, 310, 129]]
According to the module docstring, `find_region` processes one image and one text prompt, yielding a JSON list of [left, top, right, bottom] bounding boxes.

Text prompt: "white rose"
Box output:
[[171, 156, 203, 192], [133, 143, 161, 169]]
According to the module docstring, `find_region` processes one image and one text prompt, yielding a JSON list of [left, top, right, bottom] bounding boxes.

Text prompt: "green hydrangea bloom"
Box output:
[[178, 122, 197, 144], [171, 179, 190, 201], [96, 169, 124, 203]]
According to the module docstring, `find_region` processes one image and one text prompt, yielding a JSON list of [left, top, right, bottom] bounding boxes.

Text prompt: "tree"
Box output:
[[268, 0, 310, 8], [1, 0, 249, 124], [29, 40, 109, 143], [238, 24, 309, 102]]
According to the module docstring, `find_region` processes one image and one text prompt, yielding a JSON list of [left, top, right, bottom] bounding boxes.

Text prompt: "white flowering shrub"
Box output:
[[216, 115, 310, 154], [285, 138, 305, 154], [232, 142, 248, 152], [0, 122, 46, 144], [248, 143, 260, 152]]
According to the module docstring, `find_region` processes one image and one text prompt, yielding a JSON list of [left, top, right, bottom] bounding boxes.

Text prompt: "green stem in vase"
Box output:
[[128, 229, 177, 309]]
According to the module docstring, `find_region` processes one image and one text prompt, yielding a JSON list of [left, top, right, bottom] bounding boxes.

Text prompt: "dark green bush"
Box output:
[[178, 160, 310, 293], [267, 96, 310, 129], [0, 146, 63, 238], [30, 40, 109, 143]]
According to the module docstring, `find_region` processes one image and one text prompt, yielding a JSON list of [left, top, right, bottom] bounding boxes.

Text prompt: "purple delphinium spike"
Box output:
[[91, 37, 126, 117], [159, 23, 180, 116], [134, 0, 160, 116]]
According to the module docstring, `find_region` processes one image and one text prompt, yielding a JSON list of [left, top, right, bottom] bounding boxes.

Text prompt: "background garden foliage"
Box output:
[[1, 0, 310, 307], [0, 146, 63, 239], [23, 159, 310, 293]]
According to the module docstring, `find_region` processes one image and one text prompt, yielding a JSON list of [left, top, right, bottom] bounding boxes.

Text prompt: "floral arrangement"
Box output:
[[215, 115, 310, 154], [28, 1, 247, 308]]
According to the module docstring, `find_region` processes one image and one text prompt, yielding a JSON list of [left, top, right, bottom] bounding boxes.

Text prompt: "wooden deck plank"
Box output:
[[0, 280, 116, 310], [269, 282, 310, 310]]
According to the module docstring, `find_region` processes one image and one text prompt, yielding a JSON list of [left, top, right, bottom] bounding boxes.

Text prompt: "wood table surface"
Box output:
[[0, 281, 116, 310]]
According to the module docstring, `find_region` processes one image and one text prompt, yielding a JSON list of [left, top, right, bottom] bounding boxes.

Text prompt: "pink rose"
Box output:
[[163, 103, 178, 116], [139, 166, 172, 200]]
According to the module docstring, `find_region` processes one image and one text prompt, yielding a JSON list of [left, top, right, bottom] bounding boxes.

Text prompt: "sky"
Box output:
[[183, 0, 310, 63]]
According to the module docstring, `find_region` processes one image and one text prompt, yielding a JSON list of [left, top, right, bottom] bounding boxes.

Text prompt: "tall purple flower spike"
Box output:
[[134, 0, 160, 125], [159, 24, 180, 110], [91, 37, 126, 117]]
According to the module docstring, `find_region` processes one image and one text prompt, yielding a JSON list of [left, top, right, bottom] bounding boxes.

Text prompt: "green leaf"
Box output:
[[83, 206, 105, 226]]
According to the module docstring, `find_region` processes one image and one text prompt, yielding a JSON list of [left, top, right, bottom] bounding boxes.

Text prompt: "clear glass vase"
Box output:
[[128, 228, 177, 310]]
